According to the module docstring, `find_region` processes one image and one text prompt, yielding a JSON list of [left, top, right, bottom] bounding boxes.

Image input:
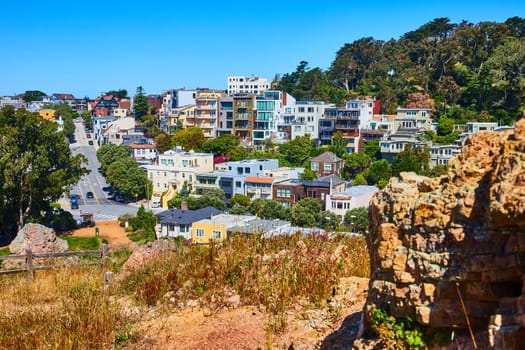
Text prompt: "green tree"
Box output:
[[22, 90, 46, 102], [230, 194, 250, 208], [367, 160, 392, 185], [279, 136, 312, 166], [437, 117, 455, 135], [55, 103, 75, 135], [106, 89, 129, 99], [229, 146, 248, 161], [291, 198, 322, 227], [172, 127, 206, 151], [134, 86, 148, 119], [363, 140, 381, 160], [201, 134, 239, 155], [330, 131, 347, 158], [0, 106, 88, 237], [81, 110, 93, 131], [343, 152, 372, 178], [96, 144, 131, 174], [391, 145, 430, 177], [129, 205, 157, 243], [248, 199, 290, 220], [300, 168, 317, 180], [154, 132, 173, 153], [106, 157, 148, 198], [352, 173, 368, 186], [345, 207, 369, 234], [319, 211, 341, 231]]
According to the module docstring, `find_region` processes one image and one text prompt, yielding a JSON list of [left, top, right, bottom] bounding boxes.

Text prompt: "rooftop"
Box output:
[[156, 206, 222, 225]]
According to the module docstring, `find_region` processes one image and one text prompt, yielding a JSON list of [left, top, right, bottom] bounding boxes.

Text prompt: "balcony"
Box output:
[[195, 113, 216, 119], [196, 104, 215, 110], [246, 187, 271, 194]]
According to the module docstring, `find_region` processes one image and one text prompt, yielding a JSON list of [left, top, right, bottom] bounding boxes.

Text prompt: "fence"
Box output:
[[0, 243, 109, 278]]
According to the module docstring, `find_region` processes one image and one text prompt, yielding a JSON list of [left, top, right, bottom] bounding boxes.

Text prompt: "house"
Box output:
[[310, 152, 343, 177], [228, 76, 271, 95], [192, 214, 256, 244], [429, 144, 462, 167], [318, 174, 347, 192], [325, 185, 378, 220], [93, 116, 116, 144], [39, 109, 56, 121], [217, 159, 279, 199], [92, 95, 120, 117], [155, 206, 222, 239], [244, 176, 273, 200], [100, 117, 136, 145], [272, 179, 331, 208], [129, 143, 157, 163]]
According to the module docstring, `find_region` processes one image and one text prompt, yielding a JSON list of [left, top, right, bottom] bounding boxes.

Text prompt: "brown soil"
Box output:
[[67, 220, 136, 250], [124, 277, 368, 350]]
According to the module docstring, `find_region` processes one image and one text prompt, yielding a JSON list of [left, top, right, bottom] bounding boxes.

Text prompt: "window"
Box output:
[[237, 167, 243, 174], [324, 163, 332, 171], [180, 225, 188, 233], [212, 230, 221, 239], [311, 162, 319, 171], [245, 167, 250, 174], [236, 181, 242, 188], [195, 228, 204, 238]]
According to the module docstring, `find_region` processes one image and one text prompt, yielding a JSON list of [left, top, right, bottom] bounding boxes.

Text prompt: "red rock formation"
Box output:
[[364, 119, 525, 348]]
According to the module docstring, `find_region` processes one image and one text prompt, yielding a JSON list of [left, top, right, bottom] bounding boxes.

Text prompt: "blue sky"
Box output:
[[1, 1, 523, 98]]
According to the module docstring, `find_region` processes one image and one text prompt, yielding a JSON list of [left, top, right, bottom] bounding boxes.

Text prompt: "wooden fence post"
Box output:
[[101, 243, 109, 266], [26, 249, 34, 279]]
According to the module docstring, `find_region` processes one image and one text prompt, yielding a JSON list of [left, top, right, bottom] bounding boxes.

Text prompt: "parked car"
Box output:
[[88, 140, 94, 145], [86, 191, 94, 199], [115, 194, 125, 203], [86, 133, 91, 138], [71, 201, 79, 209]]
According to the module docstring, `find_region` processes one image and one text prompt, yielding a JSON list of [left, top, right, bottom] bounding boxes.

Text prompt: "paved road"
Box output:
[[67, 121, 139, 222]]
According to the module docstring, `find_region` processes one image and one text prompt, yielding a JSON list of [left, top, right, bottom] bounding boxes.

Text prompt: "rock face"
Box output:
[[365, 119, 525, 348], [4, 223, 70, 269]]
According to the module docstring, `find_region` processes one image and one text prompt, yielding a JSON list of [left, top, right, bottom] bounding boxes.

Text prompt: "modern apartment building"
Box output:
[[227, 76, 271, 95]]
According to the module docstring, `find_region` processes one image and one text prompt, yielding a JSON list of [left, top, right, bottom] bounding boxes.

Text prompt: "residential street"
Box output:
[[66, 121, 139, 222]]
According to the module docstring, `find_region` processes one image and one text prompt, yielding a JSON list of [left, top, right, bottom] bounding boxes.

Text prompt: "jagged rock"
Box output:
[[3, 223, 71, 269], [362, 119, 525, 349]]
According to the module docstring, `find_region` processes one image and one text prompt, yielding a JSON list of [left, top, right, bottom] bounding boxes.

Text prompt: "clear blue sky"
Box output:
[[1, 0, 523, 98]]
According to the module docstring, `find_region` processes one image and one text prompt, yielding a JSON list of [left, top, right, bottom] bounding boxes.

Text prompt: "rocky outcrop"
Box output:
[[364, 119, 525, 348], [4, 223, 71, 269]]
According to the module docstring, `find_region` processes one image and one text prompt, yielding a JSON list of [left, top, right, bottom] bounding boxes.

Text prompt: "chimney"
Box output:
[[181, 201, 188, 210]]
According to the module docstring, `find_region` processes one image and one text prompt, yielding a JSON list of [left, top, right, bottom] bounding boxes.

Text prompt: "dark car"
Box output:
[[115, 194, 125, 202], [70, 194, 80, 202], [88, 140, 94, 146], [71, 201, 79, 209], [86, 191, 94, 199], [86, 133, 91, 138]]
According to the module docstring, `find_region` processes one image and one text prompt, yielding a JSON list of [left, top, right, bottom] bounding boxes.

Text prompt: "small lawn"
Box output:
[[61, 236, 102, 251], [0, 247, 10, 256]]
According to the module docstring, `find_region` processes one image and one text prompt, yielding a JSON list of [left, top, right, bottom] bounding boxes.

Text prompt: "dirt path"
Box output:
[[68, 220, 136, 250]]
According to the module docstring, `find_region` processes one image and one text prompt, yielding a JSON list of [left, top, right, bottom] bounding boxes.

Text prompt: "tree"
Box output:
[[96, 144, 131, 174], [300, 168, 317, 180], [367, 160, 392, 185], [106, 157, 148, 198], [106, 89, 128, 99], [129, 205, 157, 243], [229, 146, 248, 161], [201, 134, 239, 155], [279, 136, 312, 166], [55, 103, 75, 135], [154, 132, 173, 153], [352, 173, 368, 186], [81, 110, 93, 130], [437, 117, 455, 135], [330, 131, 347, 158], [22, 90, 46, 102], [172, 127, 205, 151], [291, 198, 321, 227], [230, 194, 250, 208], [363, 140, 381, 160], [344, 207, 369, 234], [343, 152, 371, 177], [319, 211, 341, 231], [167, 188, 226, 211], [134, 86, 148, 119], [248, 199, 290, 220], [391, 145, 430, 176], [0, 106, 88, 238]]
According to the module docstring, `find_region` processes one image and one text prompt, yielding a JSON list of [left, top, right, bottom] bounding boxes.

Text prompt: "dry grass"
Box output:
[[0, 233, 370, 348], [0, 266, 129, 350], [119, 233, 369, 333]]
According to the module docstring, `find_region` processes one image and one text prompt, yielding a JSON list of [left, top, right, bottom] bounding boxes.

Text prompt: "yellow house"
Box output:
[[39, 109, 56, 121], [191, 214, 255, 244], [168, 105, 195, 133]]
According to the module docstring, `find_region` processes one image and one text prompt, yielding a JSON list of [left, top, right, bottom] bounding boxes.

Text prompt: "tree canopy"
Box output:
[[0, 106, 88, 237]]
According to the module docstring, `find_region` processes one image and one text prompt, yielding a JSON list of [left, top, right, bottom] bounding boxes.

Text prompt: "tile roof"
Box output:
[[129, 142, 156, 149], [156, 206, 222, 225], [244, 176, 273, 184]]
